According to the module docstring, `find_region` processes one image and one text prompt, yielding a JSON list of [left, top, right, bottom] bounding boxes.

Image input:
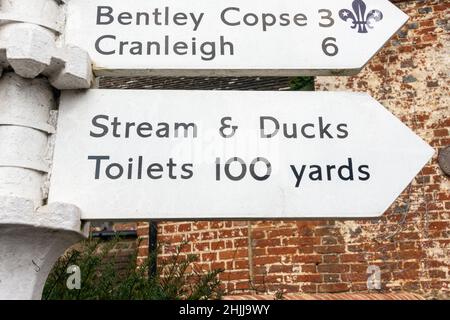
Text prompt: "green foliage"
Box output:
[[289, 76, 315, 91], [43, 238, 224, 300]]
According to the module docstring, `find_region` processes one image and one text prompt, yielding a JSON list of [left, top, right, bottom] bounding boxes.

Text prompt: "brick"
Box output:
[[267, 247, 298, 255], [178, 223, 191, 232], [322, 254, 340, 263], [251, 230, 266, 239], [434, 129, 449, 137], [210, 221, 225, 229], [218, 229, 247, 238], [190, 222, 209, 230], [351, 283, 371, 292], [292, 254, 322, 264], [341, 273, 369, 282], [235, 281, 251, 290], [253, 256, 281, 265], [422, 34, 437, 42], [219, 249, 248, 260], [399, 242, 417, 250], [268, 265, 293, 273], [301, 284, 318, 293], [323, 274, 341, 283], [427, 80, 439, 87], [234, 238, 248, 248], [301, 264, 317, 274], [267, 228, 297, 238], [429, 270, 447, 279], [340, 253, 367, 263], [428, 221, 448, 231], [294, 274, 322, 283], [296, 223, 317, 236], [317, 264, 350, 274], [314, 245, 346, 254], [399, 45, 414, 53], [436, 193, 450, 201], [220, 271, 249, 281], [318, 283, 350, 293], [287, 237, 319, 246], [420, 20, 435, 27], [314, 227, 340, 236], [253, 239, 281, 247], [201, 252, 217, 261], [350, 264, 370, 273], [370, 64, 385, 72], [201, 231, 218, 240], [298, 245, 314, 254], [209, 242, 225, 251], [185, 232, 202, 242], [211, 262, 226, 270], [393, 269, 420, 280], [321, 236, 339, 245], [234, 260, 249, 270], [403, 281, 421, 291], [162, 224, 176, 233]]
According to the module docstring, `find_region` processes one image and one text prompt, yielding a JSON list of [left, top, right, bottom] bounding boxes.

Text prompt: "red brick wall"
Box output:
[[136, 0, 449, 299]]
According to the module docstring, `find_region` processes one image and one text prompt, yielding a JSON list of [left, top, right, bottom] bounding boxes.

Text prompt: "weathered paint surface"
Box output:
[[0, 0, 92, 300]]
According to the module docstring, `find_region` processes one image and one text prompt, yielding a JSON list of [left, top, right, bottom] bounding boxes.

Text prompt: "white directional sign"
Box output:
[[48, 90, 434, 220], [64, 0, 408, 76]]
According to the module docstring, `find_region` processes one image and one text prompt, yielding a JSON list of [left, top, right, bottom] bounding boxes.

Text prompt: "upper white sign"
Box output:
[[64, 0, 409, 76], [48, 90, 433, 220]]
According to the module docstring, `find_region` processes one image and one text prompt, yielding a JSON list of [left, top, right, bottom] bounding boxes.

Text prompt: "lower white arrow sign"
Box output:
[[48, 90, 434, 220]]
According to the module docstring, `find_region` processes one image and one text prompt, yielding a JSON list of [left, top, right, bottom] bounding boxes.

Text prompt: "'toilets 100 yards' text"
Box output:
[[86, 114, 371, 188]]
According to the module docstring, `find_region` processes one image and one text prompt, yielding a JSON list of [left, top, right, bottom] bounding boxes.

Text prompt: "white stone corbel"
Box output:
[[0, 0, 92, 89]]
